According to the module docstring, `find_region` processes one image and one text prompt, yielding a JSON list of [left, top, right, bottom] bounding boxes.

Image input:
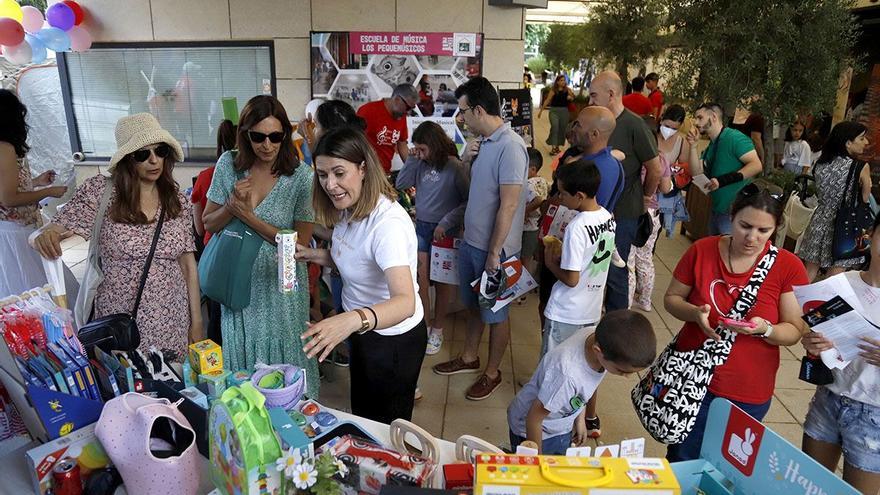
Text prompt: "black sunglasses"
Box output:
[[739, 182, 784, 203], [248, 130, 285, 144], [130, 144, 171, 163]]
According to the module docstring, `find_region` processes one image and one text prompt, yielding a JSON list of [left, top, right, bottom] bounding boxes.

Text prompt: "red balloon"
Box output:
[[63, 1, 85, 26], [0, 18, 25, 47]]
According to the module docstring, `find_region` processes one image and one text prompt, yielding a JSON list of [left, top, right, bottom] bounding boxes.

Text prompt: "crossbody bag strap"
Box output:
[[131, 207, 166, 318], [717, 244, 780, 342]]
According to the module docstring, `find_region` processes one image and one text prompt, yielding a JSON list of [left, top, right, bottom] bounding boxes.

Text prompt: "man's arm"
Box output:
[[642, 156, 662, 198], [485, 183, 523, 271], [396, 141, 409, 162], [749, 131, 764, 166], [737, 149, 763, 179]]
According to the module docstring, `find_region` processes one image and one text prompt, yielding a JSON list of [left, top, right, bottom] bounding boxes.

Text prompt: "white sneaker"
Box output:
[[425, 328, 443, 355], [611, 249, 626, 268]]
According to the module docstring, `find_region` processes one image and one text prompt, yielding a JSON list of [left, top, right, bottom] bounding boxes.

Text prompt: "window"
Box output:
[[59, 41, 274, 162]]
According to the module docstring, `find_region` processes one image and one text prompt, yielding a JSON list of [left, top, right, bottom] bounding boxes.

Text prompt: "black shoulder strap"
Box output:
[[131, 208, 166, 317]]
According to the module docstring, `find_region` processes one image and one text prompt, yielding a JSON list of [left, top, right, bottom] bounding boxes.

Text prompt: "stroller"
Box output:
[[776, 174, 817, 252]]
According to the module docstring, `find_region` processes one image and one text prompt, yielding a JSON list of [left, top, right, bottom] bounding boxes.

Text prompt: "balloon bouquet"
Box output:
[[0, 0, 92, 65]]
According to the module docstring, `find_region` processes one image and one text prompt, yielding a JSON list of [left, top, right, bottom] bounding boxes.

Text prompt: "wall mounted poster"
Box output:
[[310, 31, 483, 153], [500, 88, 534, 146]]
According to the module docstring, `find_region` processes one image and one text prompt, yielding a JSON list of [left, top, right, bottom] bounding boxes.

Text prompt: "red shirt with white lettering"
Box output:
[[672, 236, 808, 404], [357, 100, 408, 173]]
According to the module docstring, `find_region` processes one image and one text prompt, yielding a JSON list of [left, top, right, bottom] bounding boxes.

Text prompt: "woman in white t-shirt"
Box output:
[[295, 127, 426, 424], [801, 213, 880, 493], [781, 122, 812, 175]]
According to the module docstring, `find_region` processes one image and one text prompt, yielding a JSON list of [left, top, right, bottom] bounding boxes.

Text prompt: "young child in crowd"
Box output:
[[540, 159, 618, 437], [507, 310, 656, 454], [520, 148, 550, 303], [781, 121, 812, 175]]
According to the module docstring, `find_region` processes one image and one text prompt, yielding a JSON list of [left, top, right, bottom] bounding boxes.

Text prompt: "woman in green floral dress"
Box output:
[[203, 95, 317, 397]]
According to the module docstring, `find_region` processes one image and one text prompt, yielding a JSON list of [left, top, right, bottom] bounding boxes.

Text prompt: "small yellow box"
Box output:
[[475, 454, 680, 495], [188, 339, 223, 374]]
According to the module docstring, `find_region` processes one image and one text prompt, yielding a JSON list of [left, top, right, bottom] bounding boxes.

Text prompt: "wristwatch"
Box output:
[[758, 320, 774, 339], [353, 308, 371, 334]]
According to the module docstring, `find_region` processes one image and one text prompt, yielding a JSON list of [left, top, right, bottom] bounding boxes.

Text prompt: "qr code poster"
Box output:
[[430, 237, 462, 285]]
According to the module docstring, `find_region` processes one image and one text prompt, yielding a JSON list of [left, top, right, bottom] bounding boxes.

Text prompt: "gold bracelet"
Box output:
[[353, 308, 370, 334]]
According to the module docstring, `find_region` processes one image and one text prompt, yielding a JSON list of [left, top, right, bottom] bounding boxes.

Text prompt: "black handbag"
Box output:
[[632, 211, 654, 248], [78, 208, 165, 357], [832, 160, 874, 260]]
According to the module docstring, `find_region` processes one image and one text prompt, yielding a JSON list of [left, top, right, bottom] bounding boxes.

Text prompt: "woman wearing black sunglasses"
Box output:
[[33, 113, 202, 359], [202, 95, 318, 397], [662, 181, 810, 461]]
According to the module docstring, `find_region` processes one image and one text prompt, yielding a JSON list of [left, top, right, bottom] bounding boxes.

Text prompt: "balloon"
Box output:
[[0, 17, 24, 46], [2, 41, 32, 65], [62, 1, 84, 26], [36, 27, 70, 52], [46, 2, 75, 31], [0, 0, 23, 23], [20, 6, 44, 34], [68, 25, 90, 52], [26, 33, 45, 63]]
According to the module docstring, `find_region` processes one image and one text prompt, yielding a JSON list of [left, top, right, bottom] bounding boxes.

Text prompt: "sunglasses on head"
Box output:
[[739, 182, 784, 202], [248, 130, 285, 144], [130, 144, 171, 163]]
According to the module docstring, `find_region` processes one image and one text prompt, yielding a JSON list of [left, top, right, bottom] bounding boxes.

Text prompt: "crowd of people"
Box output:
[[0, 65, 878, 492]]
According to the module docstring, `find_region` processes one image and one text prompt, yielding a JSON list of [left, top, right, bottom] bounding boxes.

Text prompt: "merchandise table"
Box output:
[[0, 404, 457, 494]]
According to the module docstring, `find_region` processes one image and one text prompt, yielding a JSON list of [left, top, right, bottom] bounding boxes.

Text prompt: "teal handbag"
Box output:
[[198, 217, 264, 310]]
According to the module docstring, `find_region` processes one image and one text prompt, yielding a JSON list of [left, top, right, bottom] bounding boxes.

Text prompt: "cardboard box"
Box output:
[[188, 339, 223, 375], [276, 230, 299, 292], [25, 423, 112, 495], [330, 435, 435, 495], [199, 369, 231, 398], [474, 454, 680, 494]]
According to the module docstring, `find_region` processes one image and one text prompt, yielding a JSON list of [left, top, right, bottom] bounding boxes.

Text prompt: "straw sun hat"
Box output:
[[108, 113, 184, 170]]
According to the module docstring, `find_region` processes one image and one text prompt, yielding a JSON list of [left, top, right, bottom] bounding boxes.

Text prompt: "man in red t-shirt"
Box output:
[[645, 73, 663, 121], [356, 84, 418, 173], [622, 76, 653, 117]]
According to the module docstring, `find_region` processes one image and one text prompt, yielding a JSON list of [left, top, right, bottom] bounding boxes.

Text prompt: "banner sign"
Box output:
[[500, 88, 534, 147], [349, 32, 477, 57]]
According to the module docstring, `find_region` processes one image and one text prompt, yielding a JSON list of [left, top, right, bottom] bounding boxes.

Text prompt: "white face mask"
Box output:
[[660, 125, 678, 140]]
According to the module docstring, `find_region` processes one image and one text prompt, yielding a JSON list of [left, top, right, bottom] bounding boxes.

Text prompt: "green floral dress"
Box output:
[[206, 151, 317, 397]]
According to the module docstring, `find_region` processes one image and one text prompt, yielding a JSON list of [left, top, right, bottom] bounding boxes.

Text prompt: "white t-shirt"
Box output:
[[543, 208, 616, 325], [825, 272, 880, 407], [781, 140, 812, 174], [507, 327, 605, 438], [331, 196, 424, 336]]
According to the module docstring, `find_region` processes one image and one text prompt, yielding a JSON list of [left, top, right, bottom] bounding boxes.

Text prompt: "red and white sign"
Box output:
[[722, 406, 765, 476], [349, 32, 479, 56]]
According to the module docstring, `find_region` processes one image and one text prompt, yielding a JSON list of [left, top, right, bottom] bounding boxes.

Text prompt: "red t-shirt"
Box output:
[[356, 100, 408, 173], [190, 165, 215, 246], [622, 93, 654, 117], [672, 237, 808, 404], [649, 89, 664, 117]]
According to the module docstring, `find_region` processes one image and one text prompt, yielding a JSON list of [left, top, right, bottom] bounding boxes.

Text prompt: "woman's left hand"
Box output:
[[722, 316, 767, 336], [302, 312, 360, 362], [858, 336, 880, 367], [33, 170, 57, 187]]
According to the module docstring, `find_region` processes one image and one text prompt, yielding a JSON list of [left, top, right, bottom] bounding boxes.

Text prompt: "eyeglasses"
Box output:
[[458, 105, 477, 116], [248, 131, 285, 144], [130, 144, 171, 163], [397, 96, 416, 112], [739, 182, 784, 203]]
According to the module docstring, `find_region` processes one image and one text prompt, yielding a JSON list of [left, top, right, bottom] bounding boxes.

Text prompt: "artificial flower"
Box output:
[[276, 447, 303, 477], [293, 464, 318, 489], [334, 459, 349, 477]]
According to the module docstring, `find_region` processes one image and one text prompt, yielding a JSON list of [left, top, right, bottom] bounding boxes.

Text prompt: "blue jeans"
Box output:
[[510, 429, 572, 456], [804, 386, 880, 473], [709, 212, 732, 236], [540, 319, 593, 358], [666, 390, 772, 462], [606, 217, 638, 312], [457, 242, 518, 324], [415, 220, 438, 254]]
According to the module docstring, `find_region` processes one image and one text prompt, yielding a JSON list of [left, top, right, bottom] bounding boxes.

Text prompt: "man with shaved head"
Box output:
[[589, 70, 662, 313]]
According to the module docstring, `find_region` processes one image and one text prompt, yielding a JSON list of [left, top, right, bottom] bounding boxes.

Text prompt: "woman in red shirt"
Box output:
[[663, 182, 809, 461]]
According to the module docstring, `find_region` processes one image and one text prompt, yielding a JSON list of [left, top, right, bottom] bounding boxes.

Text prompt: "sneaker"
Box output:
[[414, 387, 423, 401], [611, 250, 626, 268], [425, 328, 443, 355], [585, 416, 602, 438], [634, 301, 652, 312], [433, 356, 481, 376], [466, 372, 503, 401]]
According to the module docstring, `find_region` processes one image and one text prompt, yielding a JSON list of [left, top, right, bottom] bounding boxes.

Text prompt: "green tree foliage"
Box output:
[[541, 23, 596, 71], [525, 23, 550, 54], [589, 0, 667, 76], [662, 0, 860, 124], [526, 55, 548, 77]]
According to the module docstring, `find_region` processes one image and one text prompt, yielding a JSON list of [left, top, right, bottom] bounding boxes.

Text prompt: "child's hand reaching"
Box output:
[[571, 410, 588, 446]]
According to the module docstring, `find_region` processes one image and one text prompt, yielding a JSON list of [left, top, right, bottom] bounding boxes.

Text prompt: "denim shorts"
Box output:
[[804, 386, 880, 474], [458, 242, 518, 325], [415, 220, 438, 254], [541, 319, 594, 358], [509, 429, 572, 456]]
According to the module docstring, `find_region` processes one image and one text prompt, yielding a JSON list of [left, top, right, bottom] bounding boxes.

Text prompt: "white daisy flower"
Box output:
[[293, 464, 318, 489], [334, 459, 349, 476], [275, 447, 303, 478]]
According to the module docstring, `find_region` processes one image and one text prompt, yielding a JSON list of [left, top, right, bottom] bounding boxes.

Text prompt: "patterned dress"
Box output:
[[205, 151, 317, 397], [53, 175, 196, 358], [797, 156, 865, 269]]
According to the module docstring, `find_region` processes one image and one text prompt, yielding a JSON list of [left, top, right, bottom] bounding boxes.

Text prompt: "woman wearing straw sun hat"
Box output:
[[32, 113, 203, 359]]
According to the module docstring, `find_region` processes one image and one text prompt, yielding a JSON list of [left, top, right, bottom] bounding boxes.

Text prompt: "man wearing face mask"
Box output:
[[357, 84, 418, 175], [687, 102, 763, 235]]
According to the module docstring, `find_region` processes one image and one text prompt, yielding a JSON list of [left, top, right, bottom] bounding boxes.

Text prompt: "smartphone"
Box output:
[[719, 316, 757, 329]]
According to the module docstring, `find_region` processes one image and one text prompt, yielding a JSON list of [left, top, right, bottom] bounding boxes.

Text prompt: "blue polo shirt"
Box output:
[[581, 146, 625, 212]]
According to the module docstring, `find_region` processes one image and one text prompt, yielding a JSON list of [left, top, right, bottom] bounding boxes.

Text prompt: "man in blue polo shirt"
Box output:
[[563, 106, 625, 210]]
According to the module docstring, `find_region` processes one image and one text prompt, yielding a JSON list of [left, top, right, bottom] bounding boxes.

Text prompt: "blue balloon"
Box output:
[[35, 27, 70, 52], [26, 34, 46, 64]]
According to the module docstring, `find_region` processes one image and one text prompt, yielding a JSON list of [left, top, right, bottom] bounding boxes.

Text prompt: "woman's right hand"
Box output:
[[693, 304, 720, 340], [801, 331, 834, 356], [45, 185, 68, 198], [33, 228, 63, 259]]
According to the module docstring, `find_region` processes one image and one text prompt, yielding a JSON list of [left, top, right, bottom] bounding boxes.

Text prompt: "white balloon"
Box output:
[[304, 98, 325, 120], [2, 41, 32, 65]]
